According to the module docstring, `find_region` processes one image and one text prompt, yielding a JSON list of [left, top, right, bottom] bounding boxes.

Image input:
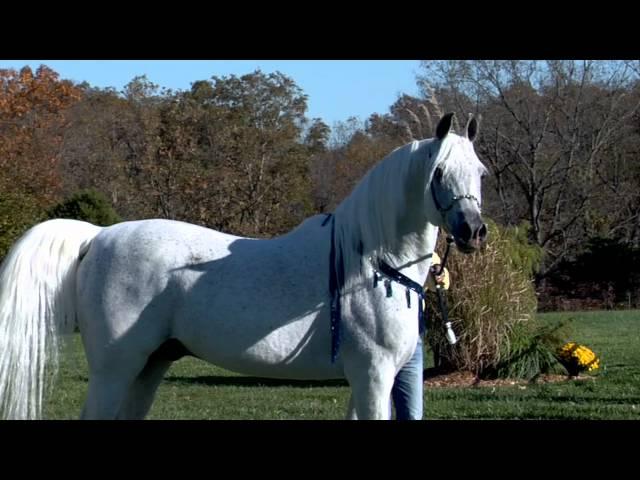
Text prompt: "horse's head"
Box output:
[[428, 113, 488, 253]]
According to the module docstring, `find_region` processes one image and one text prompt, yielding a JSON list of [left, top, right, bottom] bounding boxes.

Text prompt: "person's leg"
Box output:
[[391, 338, 424, 420]]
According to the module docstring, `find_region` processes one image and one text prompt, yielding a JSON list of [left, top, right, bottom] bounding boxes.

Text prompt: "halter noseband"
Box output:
[[431, 186, 481, 215]]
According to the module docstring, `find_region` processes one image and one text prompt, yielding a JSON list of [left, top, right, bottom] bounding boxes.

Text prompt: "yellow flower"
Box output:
[[557, 342, 600, 374]]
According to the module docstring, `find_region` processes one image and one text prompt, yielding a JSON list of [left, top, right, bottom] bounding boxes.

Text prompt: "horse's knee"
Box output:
[[345, 369, 395, 420]]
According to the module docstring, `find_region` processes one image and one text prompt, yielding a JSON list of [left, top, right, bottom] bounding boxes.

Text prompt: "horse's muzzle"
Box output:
[[454, 219, 487, 253]]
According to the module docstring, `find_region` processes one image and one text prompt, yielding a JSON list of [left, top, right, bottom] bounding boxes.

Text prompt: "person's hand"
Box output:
[[426, 264, 450, 291], [430, 265, 446, 287]]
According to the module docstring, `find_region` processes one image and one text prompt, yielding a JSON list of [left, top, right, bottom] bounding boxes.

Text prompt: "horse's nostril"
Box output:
[[477, 223, 488, 242]]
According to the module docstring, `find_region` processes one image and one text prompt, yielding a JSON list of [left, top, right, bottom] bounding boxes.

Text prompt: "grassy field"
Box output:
[[43, 310, 640, 420]]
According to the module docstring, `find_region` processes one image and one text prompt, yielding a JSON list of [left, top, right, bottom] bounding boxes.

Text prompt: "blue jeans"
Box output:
[[391, 337, 424, 420]]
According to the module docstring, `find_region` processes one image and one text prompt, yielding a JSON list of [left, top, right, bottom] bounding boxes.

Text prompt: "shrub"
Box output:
[[542, 237, 640, 310], [425, 219, 558, 378], [47, 189, 121, 226], [484, 321, 569, 381], [500, 221, 543, 278], [0, 192, 46, 261]]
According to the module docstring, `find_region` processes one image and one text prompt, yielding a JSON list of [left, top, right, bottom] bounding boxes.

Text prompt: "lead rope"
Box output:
[[431, 236, 457, 345], [324, 213, 342, 363]]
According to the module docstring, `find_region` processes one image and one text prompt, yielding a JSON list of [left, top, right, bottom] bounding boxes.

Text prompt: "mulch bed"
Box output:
[[423, 370, 594, 388]]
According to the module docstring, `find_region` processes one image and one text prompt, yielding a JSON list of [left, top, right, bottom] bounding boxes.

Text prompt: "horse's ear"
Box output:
[[436, 112, 455, 140], [465, 114, 480, 142]]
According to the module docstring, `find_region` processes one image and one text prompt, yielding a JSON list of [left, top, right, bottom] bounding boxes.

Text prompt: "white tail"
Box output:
[[0, 219, 102, 419]]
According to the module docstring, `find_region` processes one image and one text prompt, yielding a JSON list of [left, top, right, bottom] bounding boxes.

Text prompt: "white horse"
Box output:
[[0, 112, 487, 420]]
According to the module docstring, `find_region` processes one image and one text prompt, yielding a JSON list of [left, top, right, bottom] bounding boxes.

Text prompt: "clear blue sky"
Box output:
[[0, 60, 423, 127]]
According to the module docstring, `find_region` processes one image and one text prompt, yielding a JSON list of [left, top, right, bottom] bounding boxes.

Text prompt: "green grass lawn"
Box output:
[[43, 310, 640, 420]]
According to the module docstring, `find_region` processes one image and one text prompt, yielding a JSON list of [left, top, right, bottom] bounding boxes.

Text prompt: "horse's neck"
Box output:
[[378, 140, 440, 286], [382, 222, 439, 287], [335, 138, 442, 289]]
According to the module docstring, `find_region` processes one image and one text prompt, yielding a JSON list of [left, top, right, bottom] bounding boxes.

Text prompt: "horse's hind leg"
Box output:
[[116, 339, 194, 419], [81, 369, 142, 420], [346, 394, 358, 420], [80, 347, 152, 420], [116, 358, 172, 420]]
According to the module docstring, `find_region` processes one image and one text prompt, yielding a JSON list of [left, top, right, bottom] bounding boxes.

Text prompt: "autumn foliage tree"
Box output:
[[59, 71, 320, 238], [0, 65, 82, 204], [181, 72, 315, 236], [0, 66, 82, 259], [59, 82, 153, 219]]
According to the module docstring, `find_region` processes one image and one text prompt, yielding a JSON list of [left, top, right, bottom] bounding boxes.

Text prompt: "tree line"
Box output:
[[2, 61, 640, 309]]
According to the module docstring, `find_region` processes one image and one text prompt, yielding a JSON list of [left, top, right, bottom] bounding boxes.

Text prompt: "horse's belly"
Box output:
[[174, 301, 344, 380]]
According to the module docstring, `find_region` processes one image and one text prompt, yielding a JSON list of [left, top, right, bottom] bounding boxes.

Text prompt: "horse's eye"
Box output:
[[434, 168, 443, 181]]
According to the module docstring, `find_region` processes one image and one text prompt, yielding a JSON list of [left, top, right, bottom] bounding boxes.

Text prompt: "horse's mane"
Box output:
[[333, 134, 459, 288]]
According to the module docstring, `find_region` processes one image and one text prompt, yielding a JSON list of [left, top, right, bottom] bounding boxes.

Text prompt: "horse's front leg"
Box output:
[[344, 357, 396, 420]]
